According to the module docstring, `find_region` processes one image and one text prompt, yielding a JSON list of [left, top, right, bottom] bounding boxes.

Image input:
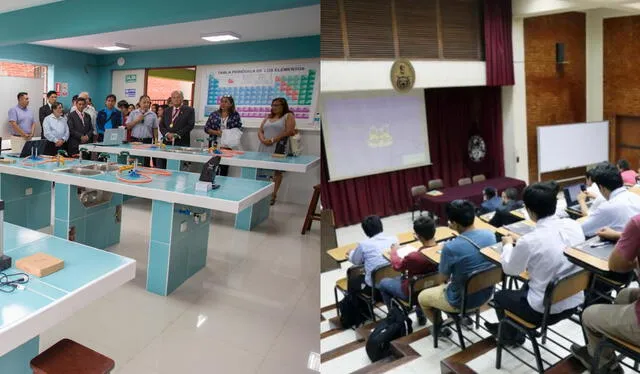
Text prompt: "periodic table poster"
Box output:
[[197, 60, 319, 125]]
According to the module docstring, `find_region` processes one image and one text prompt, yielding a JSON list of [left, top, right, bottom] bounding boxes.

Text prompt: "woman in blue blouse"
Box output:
[[204, 95, 242, 176]]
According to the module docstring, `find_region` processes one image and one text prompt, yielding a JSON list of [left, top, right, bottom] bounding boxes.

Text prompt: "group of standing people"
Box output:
[[10, 90, 297, 205]]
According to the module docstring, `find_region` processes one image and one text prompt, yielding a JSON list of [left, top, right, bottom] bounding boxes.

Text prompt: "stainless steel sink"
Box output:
[[81, 163, 121, 172], [56, 167, 104, 176]]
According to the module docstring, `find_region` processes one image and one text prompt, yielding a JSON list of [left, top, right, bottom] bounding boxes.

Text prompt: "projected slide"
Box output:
[[322, 91, 431, 181]]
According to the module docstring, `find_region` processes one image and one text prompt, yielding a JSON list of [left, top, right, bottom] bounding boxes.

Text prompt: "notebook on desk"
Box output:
[[573, 237, 615, 261], [396, 245, 419, 259], [489, 242, 504, 254]]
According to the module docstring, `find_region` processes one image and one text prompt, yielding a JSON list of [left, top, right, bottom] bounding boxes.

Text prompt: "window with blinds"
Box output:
[[321, 0, 484, 60]]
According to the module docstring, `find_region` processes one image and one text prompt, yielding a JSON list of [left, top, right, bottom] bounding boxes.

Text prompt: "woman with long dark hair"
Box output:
[[258, 97, 296, 204], [204, 95, 243, 176]]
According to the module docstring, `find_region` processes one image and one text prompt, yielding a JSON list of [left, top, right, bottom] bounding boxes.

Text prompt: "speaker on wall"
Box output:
[[556, 43, 565, 64]]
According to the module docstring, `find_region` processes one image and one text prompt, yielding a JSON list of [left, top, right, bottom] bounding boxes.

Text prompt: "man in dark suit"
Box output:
[[67, 97, 94, 156], [160, 90, 194, 146], [156, 90, 194, 169], [489, 187, 524, 227], [39, 90, 57, 137]]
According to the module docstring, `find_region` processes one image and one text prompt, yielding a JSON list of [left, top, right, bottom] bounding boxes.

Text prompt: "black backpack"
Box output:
[[338, 292, 373, 329], [365, 304, 413, 362]]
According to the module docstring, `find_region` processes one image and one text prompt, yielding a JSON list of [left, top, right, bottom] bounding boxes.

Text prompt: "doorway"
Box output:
[[614, 115, 640, 169], [145, 67, 196, 107]]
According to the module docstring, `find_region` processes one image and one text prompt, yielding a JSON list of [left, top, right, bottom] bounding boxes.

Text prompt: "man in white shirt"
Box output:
[[485, 181, 586, 346], [580, 162, 640, 238], [576, 169, 607, 217], [347, 215, 396, 293]]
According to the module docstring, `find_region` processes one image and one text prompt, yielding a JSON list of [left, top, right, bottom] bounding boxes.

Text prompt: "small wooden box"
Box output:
[[16, 252, 64, 277]]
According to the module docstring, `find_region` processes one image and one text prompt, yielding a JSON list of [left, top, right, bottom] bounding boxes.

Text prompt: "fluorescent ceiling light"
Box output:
[[201, 32, 240, 42], [96, 43, 131, 51]]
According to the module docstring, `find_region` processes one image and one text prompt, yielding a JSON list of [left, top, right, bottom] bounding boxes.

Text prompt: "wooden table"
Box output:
[[474, 217, 499, 232], [480, 244, 530, 280], [326, 226, 457, 263], [495, 219, 535, 239], [510, 208, 526, 220], [564, 247, 609, 272]]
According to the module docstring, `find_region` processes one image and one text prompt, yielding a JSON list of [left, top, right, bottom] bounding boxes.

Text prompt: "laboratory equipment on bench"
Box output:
[[196, 156, 222, 192]]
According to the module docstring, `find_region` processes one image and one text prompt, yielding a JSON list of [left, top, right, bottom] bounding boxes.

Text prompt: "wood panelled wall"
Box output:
[[321, 0, 483, 60], [524, 12, 586, 182], [604, 16, 640, 170]]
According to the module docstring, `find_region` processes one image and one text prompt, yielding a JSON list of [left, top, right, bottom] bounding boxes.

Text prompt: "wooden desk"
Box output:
[[383, 241, 423, 261], [565, 247, 609, 272], [474, 217, 498, 232], [326, 242, 358, 263], [421, 244, 445, 264], [326, 226, 456, 263], [510, 208, 526, 220], [396, 226, 457, 244], [629, 186, 640, 196], [479, 212, 495, 223], [495, 220, 535, 239], [480, 244, 530, 281]]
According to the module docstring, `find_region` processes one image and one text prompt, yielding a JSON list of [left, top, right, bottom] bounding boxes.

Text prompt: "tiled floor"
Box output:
[[40, 197, 320, 374], [320, 209, 637, 374]]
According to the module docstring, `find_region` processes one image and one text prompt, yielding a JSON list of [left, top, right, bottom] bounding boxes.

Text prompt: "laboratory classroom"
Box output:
[[0, 1, 320, 374]]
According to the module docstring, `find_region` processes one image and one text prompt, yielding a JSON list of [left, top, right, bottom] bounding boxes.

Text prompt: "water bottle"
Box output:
[[313, 112, 321, 128]]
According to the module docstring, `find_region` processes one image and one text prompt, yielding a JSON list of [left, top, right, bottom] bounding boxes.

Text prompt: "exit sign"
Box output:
[[125, 74, 137, 83]]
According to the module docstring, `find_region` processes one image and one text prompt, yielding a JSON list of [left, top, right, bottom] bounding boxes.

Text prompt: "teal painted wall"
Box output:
[[95, 35, 320, 100], [0, 44, 98, 107], [0, 1, 318, 46], [0, 36, 318, 109]]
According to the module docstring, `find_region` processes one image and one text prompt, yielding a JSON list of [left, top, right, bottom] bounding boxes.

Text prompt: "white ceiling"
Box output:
[[514, 0, 640, 17], [0, 0, 61, 14], [32, 5, 319, 54]]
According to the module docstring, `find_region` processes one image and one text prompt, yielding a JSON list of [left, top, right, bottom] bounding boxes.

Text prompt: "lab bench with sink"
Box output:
[[0, 155, 273, 296]]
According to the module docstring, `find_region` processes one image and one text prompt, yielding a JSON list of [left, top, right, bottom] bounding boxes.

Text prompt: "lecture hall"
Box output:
[[320, 1, 640, 373]]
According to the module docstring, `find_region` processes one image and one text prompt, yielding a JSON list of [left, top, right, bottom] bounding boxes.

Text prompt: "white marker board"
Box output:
[[537, 121, 609, 173]]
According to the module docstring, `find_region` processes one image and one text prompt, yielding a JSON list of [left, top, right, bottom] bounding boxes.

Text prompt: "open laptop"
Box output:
[[564, 183, 592, 212], [96, 128, 125, 146], [5, 139, 47, 158]]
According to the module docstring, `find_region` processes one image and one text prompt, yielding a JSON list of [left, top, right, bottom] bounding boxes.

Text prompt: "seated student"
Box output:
[[485, 181, 586, 346], [418, 200, 496, 325], [576, 169, 606, 217], [479, 187, 502, 215], [617, 159, 638, 186], [580, 162, 640, 238], [378, 214, 439, 325], [571, 214, 640, 374], [347, 215, 398, 295], [489, 187, 524, 227]]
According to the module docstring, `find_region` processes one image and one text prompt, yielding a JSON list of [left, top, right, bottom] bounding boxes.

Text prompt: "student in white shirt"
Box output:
[[580, 162, 640, 238], [485, 181, 586, 346], [347, 215, 397, 293], [576, 169, 607, 217]]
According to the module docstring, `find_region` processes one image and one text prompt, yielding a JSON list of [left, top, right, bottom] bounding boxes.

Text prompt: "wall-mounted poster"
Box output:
[[196, 59, 319, 124]]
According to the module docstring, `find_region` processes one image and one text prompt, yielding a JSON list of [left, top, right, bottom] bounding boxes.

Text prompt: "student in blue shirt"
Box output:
[[479, 187, 502, 214], [418, 199, 496, 325], [95, 94, 122, 142], [347, 215, 397, 294]]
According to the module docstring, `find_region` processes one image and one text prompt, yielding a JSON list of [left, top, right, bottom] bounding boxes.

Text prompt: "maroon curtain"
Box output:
[[321, 86, 505, 228], [484, 0, 514, 86]]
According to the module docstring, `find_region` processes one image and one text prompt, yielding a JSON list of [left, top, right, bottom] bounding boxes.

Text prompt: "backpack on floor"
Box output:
[[365, 303, 413, 362], [338, 292, 373, 329]]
